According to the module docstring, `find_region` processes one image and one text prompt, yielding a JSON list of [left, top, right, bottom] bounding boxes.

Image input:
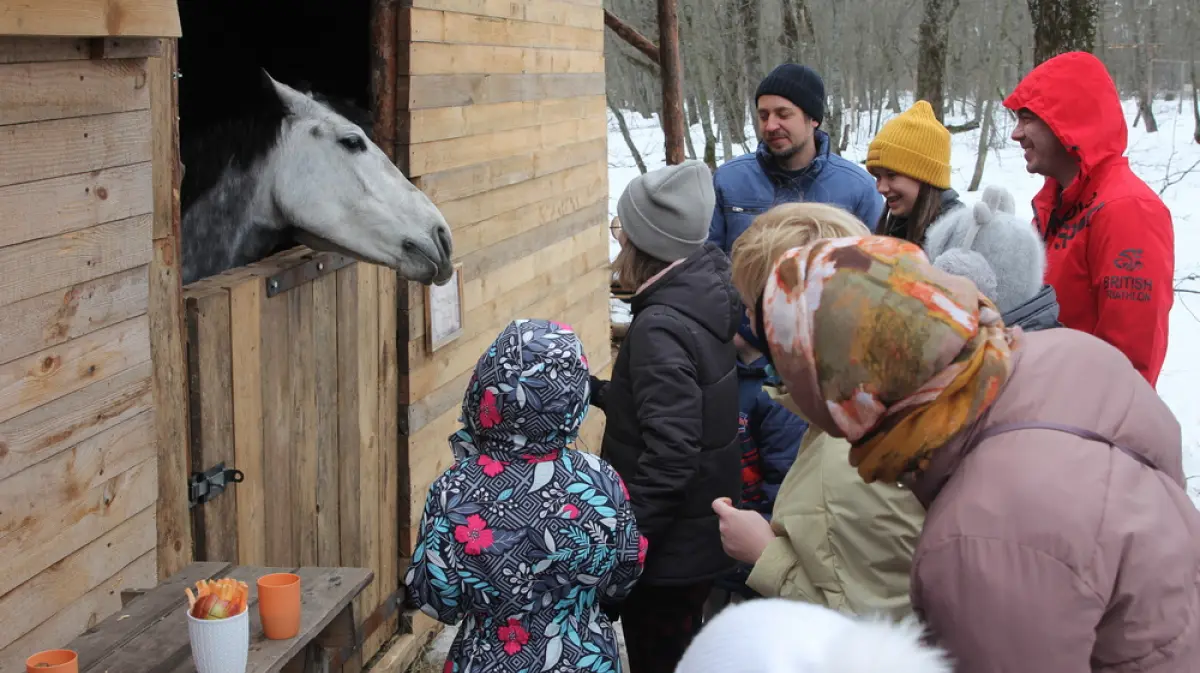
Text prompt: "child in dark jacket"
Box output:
[[405, 319, 645, 673], [591, 160, 743, 673], [734, 352, 807, 516], [708, 338, 807, 611]]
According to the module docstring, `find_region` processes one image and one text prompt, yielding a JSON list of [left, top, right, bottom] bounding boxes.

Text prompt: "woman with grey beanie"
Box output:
[[589, 160, 744, 673]]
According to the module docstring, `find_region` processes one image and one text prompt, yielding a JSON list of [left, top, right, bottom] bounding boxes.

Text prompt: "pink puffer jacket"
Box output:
[[909, 328, 1200, 672]]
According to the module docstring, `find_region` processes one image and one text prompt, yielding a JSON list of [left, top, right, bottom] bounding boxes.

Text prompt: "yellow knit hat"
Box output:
[[866, 100, 952, 190]]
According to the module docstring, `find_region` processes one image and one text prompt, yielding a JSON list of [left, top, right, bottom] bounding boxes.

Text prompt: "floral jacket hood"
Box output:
[[405, 319, 645, 673]]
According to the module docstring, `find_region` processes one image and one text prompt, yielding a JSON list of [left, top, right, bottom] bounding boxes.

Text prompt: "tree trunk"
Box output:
[[826, 93, 844, 156], [657, 0, 686, 165], [1028, 0, 1099, 65], [739, 0, 762, 83], [686, 93, 700, 126], [916, 0, 959, 121], [968, 97, 996, 191], [719, 111, 735, 163], [610, 101, 648, 175], [721, 0, 749, 144], [1136, 2, 1160, 133], [1192, 23, 1200, 142], [779, 0, 801, 56], [684, 117, 698, 159], [692, 57, 720, 169]]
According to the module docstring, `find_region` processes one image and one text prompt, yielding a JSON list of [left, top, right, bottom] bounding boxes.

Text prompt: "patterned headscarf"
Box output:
[[450, 319, 591, 461], [762, 235, 1020, 484]]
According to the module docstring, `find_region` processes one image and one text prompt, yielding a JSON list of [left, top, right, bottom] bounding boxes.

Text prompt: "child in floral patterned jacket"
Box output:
[[405, 319, 646, 673]]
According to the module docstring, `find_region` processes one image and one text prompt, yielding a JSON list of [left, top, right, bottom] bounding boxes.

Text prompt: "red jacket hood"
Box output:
[[1003, 52, 1127, 178]]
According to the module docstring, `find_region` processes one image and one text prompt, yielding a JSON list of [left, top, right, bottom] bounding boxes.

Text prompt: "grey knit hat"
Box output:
[[616, 160, 715, 262]]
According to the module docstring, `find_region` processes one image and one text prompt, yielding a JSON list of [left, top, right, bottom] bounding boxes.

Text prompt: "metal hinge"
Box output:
[[188, 462, 244, 508]]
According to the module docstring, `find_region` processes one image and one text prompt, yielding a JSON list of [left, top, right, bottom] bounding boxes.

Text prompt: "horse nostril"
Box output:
[[436, 224, 452, 261]]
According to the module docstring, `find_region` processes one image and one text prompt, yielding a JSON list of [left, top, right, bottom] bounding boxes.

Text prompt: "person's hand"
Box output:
[[712, 498, 775, 564]]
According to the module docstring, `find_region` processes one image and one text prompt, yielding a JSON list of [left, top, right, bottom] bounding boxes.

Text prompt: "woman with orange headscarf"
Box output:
[[752, 235, 1199, 673]]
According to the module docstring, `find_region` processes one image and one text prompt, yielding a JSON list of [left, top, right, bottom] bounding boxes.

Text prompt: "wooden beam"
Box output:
[[88, 37, 162, 59], [147, 38, 194, 578], [371, 0, 398, 164], [0, 0, 182, 38], [603, 10, 659, 64]]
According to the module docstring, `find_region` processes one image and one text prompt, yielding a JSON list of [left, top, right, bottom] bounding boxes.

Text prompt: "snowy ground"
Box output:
[[607, 97, 1200, 506]]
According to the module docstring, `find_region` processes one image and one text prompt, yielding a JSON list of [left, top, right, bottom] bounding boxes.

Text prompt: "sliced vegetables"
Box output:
[[186, 578, 250, 620]]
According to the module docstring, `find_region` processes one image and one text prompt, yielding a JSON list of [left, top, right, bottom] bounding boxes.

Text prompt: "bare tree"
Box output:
[[1192, 24, 1200, 141], [1028, 0, 1100, 64], [610, 101, 648, 174], [602, 0, 1192, 176], [603, 4, 687, 164], [968, 0, 1012, 190], [1128, 0, 1161, 131], [916, 0, 960, 120]]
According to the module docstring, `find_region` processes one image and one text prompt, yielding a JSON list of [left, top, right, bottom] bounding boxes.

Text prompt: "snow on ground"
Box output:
[[606, 97, 1200, 505]]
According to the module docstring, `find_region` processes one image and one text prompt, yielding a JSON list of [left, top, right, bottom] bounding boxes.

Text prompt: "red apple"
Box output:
[[191, 593, 236, 620]]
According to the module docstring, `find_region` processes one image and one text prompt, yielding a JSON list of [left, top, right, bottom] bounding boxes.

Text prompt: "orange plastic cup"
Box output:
[[26, 649, 78, 673], [257, 573, 301, 640]]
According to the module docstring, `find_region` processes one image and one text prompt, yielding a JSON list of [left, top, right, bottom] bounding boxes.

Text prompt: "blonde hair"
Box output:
[[730, 202, 872, 306]]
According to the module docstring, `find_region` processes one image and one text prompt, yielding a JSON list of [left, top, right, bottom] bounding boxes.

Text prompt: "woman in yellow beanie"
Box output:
[[866, 100, 962, 245]]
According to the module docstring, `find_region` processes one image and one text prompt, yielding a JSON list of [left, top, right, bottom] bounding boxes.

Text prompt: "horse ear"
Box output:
[[260, 68, 311, 114]]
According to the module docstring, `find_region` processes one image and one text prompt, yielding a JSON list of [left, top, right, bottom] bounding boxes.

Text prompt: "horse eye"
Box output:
[[338, 134, 367, 153]]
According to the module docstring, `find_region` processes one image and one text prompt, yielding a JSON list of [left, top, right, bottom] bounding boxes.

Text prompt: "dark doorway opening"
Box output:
[[176, 0, 372, 142]]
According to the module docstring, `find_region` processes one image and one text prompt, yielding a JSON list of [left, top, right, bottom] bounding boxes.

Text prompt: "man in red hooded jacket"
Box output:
[[1004, 51, 1174, 387]]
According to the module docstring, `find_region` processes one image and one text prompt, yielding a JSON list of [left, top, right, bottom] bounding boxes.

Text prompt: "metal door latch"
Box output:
[[188, 462, 244, 508]]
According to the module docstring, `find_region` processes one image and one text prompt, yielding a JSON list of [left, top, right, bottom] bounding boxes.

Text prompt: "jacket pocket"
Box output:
[[722, 204, 769, 241]]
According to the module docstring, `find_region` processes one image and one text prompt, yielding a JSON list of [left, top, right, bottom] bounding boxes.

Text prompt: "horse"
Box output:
[[178, 70, 453, 286]]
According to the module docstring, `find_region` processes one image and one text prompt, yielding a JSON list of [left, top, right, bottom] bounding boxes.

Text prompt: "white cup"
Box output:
[[187, 604, 249, 673]]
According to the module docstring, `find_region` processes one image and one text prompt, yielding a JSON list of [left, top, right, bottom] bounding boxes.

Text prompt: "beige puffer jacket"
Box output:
[[746, 420, 926, 620]]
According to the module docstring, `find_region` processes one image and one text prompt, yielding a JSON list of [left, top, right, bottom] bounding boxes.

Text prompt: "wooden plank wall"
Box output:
[[182, 249, 398, 670], [393, 0, 612, 650], [0, 37, 166, 671]]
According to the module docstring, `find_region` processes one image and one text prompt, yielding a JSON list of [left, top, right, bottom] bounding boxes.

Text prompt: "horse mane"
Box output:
[[180, 90, 287, 215], [179, 77, 374, 215]]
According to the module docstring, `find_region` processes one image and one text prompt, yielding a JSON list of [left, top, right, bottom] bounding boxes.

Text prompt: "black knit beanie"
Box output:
[[755, 64, 825, 125]]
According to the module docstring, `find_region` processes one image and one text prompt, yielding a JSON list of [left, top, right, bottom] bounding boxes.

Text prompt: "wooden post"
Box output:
[[657, 0, 686, 165], [371, 0, 398, 163], [149, 38, 195, 578]]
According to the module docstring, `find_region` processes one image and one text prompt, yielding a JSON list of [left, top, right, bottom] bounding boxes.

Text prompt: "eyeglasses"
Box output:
[[609, 221, 622, 238]]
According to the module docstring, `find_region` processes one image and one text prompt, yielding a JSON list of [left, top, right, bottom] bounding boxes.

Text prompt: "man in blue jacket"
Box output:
[[709, 63, 883, 254]]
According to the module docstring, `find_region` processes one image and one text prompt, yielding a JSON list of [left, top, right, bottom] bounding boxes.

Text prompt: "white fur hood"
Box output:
[[675, 599, 953, 673]]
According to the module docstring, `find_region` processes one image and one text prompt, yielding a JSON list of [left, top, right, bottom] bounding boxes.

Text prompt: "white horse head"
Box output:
[[260, 72, 453, 285]]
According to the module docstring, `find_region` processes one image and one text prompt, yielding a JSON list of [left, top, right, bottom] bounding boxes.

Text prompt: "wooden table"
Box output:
[[64, 562, 374, 673]]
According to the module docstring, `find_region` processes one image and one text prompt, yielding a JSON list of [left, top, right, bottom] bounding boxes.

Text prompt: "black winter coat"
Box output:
[[591, 243, 743, 585]]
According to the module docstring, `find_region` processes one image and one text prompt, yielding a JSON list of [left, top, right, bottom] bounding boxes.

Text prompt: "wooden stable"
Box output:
[[0, 0, 611, 671]]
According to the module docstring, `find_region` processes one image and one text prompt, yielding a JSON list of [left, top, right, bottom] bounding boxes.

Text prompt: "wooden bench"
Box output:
[[63, 562, 374, 673]]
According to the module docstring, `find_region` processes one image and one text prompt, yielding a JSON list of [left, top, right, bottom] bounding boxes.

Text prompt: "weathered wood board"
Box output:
[[0, 29, 185, 671]]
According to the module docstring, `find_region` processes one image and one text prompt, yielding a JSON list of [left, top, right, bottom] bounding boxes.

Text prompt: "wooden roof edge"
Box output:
[[0, 0, 182, 39]]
